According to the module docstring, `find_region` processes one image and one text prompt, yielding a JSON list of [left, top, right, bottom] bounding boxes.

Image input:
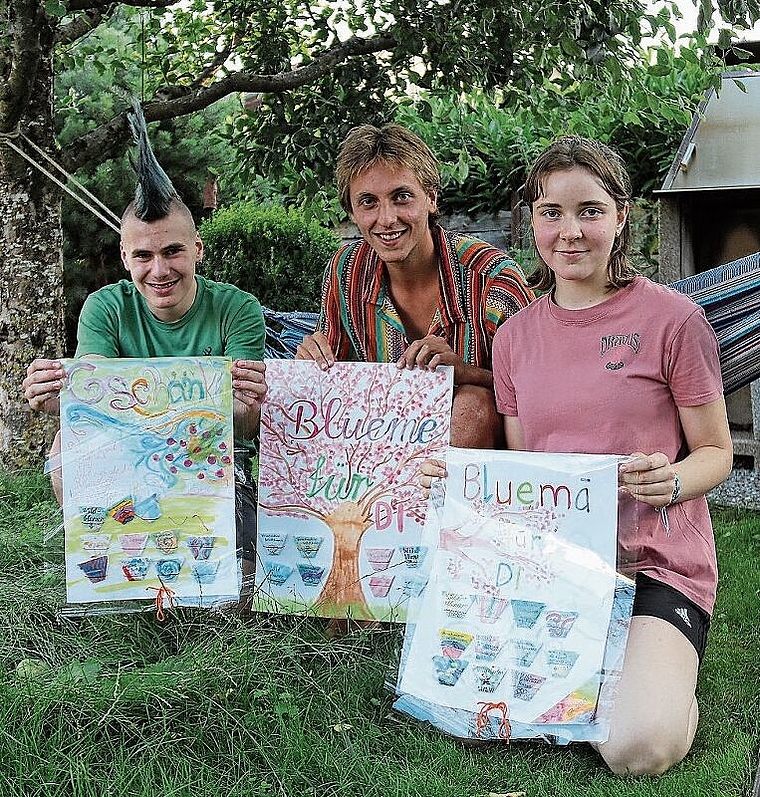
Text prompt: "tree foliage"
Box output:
[[392, 37, 721, 220], [7, 0, 760, 187], [223, 7, 760, 224], [223, 0, 669, 210]]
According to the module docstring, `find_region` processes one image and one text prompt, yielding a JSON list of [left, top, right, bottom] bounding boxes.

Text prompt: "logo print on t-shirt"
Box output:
[[203, 347, 212, 356], [600, 332, 640, 371]]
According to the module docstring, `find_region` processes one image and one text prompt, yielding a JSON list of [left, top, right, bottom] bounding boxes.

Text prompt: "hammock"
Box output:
[[261, 307, 318, 359], [670, 252, 760, 396]]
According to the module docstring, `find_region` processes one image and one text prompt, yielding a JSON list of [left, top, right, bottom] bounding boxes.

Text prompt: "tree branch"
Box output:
[[0, 0, 43, 133], [66, 0, 175, 11], [60, 30, 398, 171], [55, 6, 116, 46], [187, 18, 256, 91], [186, 27, 243, 90], [258, 501, 326, 524]]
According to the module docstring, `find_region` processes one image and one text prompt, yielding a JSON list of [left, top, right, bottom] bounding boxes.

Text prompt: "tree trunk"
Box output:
[[317, 501, 373, 619], [0, 42, 65, 469]]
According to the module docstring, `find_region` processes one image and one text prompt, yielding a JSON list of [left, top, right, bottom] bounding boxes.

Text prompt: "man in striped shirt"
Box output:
[[296, 124, 534, 448]]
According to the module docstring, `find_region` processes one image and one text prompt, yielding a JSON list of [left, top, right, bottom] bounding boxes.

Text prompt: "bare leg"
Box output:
[[597, 616, 700, 775], [450, 385, 505, 449]]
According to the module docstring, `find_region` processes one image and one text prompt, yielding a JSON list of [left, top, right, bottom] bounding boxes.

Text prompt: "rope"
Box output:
[[0, 129, 120, 234], [475, 700, 511, 741], [21, 133, 121, 225], [147, 581, 177, 622]]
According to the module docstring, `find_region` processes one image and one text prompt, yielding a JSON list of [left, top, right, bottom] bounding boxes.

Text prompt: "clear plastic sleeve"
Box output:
[[56, 357, 242, 618], [392, 447, 639, 744]]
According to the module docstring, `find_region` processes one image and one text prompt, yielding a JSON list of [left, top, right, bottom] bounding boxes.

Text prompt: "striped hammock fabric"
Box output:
[[262, 253, 760, 396], [670, 252, 760, 396], [262, 307, 318, 359]]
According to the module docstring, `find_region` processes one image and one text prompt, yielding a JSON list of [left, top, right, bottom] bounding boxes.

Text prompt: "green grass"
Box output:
[[0, 470, 758, 797]]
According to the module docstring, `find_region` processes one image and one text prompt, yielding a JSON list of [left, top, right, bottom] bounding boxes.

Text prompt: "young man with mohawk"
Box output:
[[23, 101, 267, 579]]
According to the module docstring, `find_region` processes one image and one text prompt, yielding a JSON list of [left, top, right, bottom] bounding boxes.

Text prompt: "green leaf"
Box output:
[[716, 27, 735, 49], [697, 0, 714, 32], [456, 151, 470, 183], [15, 658, 49, 681], [56, 659, 102, 686], [45, 0, 67, 17]]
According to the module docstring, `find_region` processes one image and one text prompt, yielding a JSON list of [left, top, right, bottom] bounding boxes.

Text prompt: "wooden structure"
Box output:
[[657, 70, 760, 469]]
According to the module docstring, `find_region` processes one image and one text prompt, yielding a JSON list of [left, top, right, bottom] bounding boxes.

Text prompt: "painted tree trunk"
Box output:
[[0, 45, 65, 469], [317, 501, 373, 619]]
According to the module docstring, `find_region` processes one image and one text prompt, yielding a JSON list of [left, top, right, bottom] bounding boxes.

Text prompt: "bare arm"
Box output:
[[503, 415, 526, 451], [618, 397, 732, 508]]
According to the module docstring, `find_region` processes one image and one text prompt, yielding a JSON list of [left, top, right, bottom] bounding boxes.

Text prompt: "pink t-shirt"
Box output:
[[492, 276, 724, 614]]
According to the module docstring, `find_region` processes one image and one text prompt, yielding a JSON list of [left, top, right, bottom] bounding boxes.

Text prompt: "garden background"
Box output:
[[1, 0, 759, 793]]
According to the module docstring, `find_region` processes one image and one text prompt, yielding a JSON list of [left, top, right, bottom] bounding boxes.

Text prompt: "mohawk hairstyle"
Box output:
[[127, 99, 179, 222]]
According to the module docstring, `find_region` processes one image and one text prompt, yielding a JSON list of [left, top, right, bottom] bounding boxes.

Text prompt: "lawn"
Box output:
[[0, 470, 757, 797]]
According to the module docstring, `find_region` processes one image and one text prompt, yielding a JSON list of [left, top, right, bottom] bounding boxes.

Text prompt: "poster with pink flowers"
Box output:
[[255, 360, 453, 622], [59, 357, 238, 606]]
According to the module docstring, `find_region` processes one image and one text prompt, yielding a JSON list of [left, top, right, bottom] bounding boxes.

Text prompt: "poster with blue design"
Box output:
[[397, 448, 622, 731], [60, 357, 238, 605]]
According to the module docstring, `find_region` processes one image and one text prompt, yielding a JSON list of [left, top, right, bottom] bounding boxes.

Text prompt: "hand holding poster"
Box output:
[[396, 448, 633, 743], [255, 360, 453, 621], [60, 357, 238, 609]]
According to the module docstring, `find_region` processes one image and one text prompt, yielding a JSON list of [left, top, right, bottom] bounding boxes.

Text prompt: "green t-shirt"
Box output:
[[76, 275, 265, 360]]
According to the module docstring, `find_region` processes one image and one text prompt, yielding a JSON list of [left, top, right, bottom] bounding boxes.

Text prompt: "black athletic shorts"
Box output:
[[234, 448, 258, 562], [632, 572, 711, 662]]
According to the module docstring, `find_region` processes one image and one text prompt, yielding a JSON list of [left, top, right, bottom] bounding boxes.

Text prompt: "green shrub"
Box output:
[[198, 201, 340, 312]]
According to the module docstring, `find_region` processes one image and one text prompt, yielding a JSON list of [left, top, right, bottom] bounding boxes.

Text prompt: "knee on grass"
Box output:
[[599, 731, 692, 776]]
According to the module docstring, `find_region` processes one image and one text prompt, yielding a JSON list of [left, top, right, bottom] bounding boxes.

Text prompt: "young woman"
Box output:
[[422, 136, 732, 775]]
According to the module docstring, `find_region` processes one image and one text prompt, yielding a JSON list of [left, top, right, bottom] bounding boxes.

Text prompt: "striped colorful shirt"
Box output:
[[317, 225, 534, 369]]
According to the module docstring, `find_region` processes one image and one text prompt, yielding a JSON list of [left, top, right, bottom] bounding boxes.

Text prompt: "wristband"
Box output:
[[668, 473, 682, 505]]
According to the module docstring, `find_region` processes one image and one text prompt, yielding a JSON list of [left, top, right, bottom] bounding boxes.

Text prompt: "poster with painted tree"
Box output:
[[255, 360, 453, 621], [60, 357, 238, 607]]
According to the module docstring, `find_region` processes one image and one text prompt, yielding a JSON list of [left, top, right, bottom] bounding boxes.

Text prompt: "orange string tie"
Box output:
[[146, 582, 177, 622], [475, 700, 511, 742]]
